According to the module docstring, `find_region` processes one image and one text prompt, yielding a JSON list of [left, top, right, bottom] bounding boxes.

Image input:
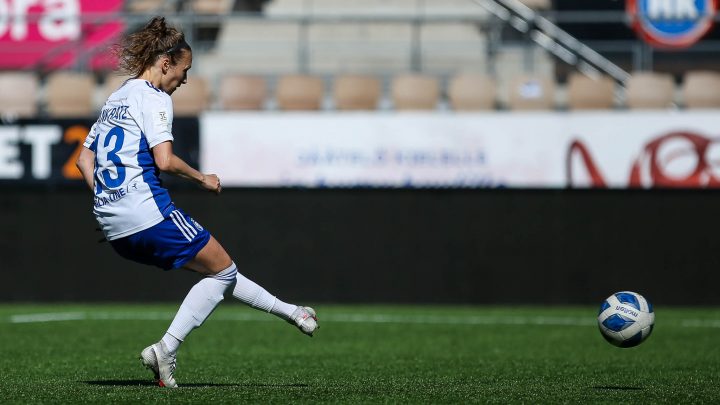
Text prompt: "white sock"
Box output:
[[163, 264, 237, 354], [162, 333, 181, 353], [232, 268, 297, 320]]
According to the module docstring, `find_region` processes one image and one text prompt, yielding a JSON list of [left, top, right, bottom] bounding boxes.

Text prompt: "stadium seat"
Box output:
[[333, 75, 381, 110], [422, 0, 491, 18], [420, 23, 487, 74], [171, 76, 211, 116], [189, 0, 235, 14], [127, 0, 178, 13], [307, 23, 413, 73], [448, 73, 496, 110], [196, 20, 301, 77], [218, 74, 267, 110], [682, 70, 720, 109], [391, 74, 439, 110], [45, 72, 95, 117], [507, 75, 555, 110], [278, 0, 419, 16], [267, 0, 490, 18], [0, 72, 39, 118], [625, 72, 675, 109], [494, 47, 555, 107], [276, 75, 325, 110], [567, 73, 616, 110]]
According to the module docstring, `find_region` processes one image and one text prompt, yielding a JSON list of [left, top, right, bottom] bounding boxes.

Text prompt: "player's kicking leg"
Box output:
[[140, 236, 318, 387], [183, 236, 319, 337], [289, 306, 319, 336]]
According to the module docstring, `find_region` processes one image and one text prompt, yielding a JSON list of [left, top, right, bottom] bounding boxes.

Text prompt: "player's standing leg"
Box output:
[[141, 236, 318, 387]]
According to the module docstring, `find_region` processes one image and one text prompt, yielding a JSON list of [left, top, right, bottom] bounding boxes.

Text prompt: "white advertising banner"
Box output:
[[200, 111, 720, 188]]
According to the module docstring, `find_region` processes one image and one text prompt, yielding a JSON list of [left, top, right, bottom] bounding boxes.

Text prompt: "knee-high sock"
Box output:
[[231, 264, 297, 320], [163, 262, 297, 355], [164, 264, 237, 353]]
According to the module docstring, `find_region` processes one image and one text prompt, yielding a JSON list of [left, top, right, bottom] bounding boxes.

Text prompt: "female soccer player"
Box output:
[[75, 17, 318, 388]]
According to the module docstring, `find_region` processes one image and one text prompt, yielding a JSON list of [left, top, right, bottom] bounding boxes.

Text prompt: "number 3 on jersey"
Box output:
[[95, 126, 126, 194]]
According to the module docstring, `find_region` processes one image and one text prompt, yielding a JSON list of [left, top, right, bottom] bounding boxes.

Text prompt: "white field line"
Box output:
[[679, 319, 720, 328], [6, 311, 720, 328], [8, 312, 594, 326], [10, 312, 87, 323]]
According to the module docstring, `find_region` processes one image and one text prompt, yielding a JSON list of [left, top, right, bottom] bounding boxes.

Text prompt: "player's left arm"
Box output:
[[76, 146, 95, 192], [142, 93, 220, 194], [152, 141, 221, 194]]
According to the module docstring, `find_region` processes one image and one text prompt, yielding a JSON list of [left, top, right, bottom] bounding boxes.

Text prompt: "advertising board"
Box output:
[[0, 0, 123, 69], [0, 117, 200, 186], [201, 111, 720, 189]]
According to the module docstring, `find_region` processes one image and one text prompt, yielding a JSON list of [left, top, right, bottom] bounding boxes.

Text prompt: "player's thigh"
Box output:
[[183, 235, 233, 275]]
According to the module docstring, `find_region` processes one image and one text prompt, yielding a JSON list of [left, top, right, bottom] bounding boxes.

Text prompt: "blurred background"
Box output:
[[1, 0, 719, 305]]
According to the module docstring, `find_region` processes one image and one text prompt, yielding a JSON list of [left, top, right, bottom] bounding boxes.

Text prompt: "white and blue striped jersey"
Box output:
[[83, 79, 175, 241]]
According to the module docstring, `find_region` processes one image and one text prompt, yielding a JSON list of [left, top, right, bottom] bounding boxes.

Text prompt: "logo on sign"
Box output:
[[627, 0, 717, 48], [567, 132, 720, 188]]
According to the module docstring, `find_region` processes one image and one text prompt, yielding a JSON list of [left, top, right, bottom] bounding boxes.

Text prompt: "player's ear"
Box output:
[[161, 56, 170, 74]]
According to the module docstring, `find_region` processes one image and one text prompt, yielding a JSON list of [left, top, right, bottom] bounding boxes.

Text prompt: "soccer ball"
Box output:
[[597, 291, 655, 348]]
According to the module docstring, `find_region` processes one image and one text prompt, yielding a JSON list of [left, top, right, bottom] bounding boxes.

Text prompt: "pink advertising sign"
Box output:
[[0, 0, 124, 70]]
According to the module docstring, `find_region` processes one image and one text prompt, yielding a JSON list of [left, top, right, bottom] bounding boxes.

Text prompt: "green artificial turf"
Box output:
[[0, 304, 718, 403]]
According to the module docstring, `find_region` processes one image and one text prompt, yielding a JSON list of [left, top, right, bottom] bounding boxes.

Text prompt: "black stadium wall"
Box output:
[[1, 187, 719, 305]]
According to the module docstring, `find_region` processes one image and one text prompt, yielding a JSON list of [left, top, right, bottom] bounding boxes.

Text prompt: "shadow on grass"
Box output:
[[592, 386, 644, 391], [83, 380, 309, 388]]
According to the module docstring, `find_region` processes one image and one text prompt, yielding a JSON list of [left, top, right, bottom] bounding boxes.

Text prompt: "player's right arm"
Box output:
[[76, 123, 99, 192]]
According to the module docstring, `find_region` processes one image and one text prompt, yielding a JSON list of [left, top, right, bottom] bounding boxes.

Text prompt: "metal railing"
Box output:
[[474, 0, 630, 84]]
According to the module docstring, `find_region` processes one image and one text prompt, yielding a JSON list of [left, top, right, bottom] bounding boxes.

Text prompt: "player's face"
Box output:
[[163, 50, 192, 95]]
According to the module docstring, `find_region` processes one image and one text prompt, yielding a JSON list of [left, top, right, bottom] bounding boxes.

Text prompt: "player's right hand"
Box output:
[[201, 174, 222, 195]]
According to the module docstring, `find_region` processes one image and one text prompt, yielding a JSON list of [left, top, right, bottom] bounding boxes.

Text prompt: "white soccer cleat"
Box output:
[[140, 345, 160, 382], [289, 306, 319, 337], [139, 341, 178, 388]]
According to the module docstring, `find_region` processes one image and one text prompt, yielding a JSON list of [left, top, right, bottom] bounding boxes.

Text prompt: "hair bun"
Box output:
[[116, 16, 189, 78], [146, 16, 168, 35]]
